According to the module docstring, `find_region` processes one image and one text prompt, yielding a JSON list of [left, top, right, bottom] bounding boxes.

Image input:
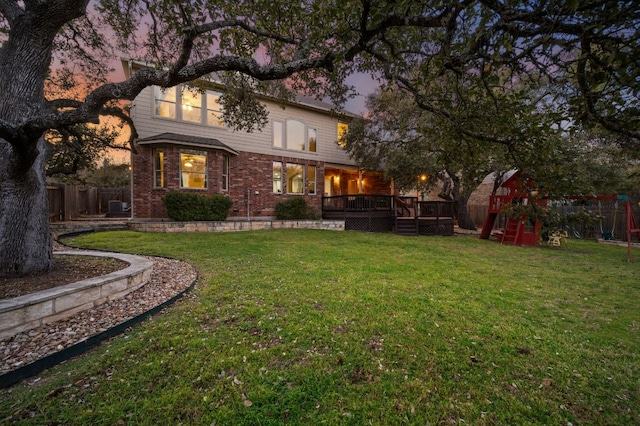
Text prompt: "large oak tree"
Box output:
[[0, 0, 457, 276]]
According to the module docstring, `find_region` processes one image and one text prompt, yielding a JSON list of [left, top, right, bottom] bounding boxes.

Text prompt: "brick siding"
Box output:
[[132, 143, 391, 219]]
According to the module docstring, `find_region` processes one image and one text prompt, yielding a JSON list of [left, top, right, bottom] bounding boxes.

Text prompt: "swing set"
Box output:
[[553, 195, 640, 262], [598, 199, 616, 241], [621, 195, 640, 262]]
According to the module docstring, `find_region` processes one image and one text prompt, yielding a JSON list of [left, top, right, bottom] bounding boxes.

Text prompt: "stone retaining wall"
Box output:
[[0, 252, 153, 340], [50, 221, 129, 238], [128, 219, 345, 233]]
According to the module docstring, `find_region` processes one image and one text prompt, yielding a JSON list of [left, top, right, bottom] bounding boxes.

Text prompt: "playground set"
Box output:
[[479, 172, 640, 262]]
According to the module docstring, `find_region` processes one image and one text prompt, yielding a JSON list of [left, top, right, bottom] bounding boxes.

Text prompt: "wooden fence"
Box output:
[[468, 204, 490, 230], [47, 182, 130, 222]]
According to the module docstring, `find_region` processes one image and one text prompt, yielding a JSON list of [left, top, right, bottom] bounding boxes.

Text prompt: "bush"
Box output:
[[162, 191, 233, 221], [275, 198, 319, 220]]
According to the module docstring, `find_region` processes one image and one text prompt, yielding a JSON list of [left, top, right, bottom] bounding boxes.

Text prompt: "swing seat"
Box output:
[[602, 232, 613, 240]]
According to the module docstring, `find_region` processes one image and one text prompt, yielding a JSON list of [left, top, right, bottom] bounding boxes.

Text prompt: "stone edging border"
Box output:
[[0, 251, 154, 341]]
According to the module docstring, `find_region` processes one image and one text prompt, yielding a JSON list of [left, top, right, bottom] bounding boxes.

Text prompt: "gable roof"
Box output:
[[136, 133, 238, 155]]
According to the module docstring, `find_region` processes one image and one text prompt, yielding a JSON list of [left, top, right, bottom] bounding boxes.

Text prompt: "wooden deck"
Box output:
[[322, 195, 454, 236]]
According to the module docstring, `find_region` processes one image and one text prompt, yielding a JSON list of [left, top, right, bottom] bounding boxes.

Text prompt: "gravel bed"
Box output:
[[0, 253, 197, 376]]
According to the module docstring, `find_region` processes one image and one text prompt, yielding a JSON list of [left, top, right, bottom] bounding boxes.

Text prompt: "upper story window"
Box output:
[[207, 92, 224, 126], [273, 120, 317, 153], [287, 120, 305, 151], [154, 87, 176, 119], [273, 122, 283, 148], [154, 85, 224, 127], [337, 122, 349, 147], [308, 128, 317, 152], [180, 151, 207, 189], [181, 89, 202, 123]]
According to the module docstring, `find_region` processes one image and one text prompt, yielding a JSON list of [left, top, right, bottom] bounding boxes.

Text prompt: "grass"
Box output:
[[1, 229, 639, 425]]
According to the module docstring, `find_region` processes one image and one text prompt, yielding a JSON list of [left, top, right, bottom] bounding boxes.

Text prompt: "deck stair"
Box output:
[[395, 217, 419, 235]]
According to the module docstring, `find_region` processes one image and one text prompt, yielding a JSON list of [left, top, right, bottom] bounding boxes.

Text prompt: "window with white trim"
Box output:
[[207, 91, 224, 126], [153, 85, 224, 127], [221, 154, 229, 191], [273, 120, 317, 152], [180, 151, 207, 189], [273, 161, 283, 193], [273, 121, 283, 148], [337, 122, 349, 147], [287, 120, 305, 151], [153, 149, 165, 188], [307, 165, 316, 195], [286, 163, 304, 194], [308, 128, 317, 152], [181, 88, 202, 123], [154, 87, 176, 119]]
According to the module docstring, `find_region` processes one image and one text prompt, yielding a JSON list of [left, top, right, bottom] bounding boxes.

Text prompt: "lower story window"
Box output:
[[307, 165, 316, 195], [180, 151, 207, 189], [286, 163, 304, 194], [273, 161, 282, 193], [153, 149, 165, 188], [222, 154, 229, 191]]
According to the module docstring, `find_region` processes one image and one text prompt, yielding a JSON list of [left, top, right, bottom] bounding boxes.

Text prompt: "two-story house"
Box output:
[[123, 60, 393, 220]]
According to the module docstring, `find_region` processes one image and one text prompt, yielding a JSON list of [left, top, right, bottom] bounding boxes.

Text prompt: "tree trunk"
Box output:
[[445, 172, 476, 231], [455, 193, 476, 231], [0, 2, 78, 277], [0, 138, 52, 277]]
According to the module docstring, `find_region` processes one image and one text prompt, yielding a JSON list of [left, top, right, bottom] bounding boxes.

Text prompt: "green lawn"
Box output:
[[2, 230, 639, 425]]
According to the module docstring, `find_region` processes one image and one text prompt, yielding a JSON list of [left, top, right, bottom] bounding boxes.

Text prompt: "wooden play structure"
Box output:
[[480, 172, 640, 261], [479, 172, 545, 246]]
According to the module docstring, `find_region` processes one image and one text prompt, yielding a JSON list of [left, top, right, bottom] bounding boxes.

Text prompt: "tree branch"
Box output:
[[26, 52, 338, 135], [100, 106, 138, 153], [0, 0, 23, 24]]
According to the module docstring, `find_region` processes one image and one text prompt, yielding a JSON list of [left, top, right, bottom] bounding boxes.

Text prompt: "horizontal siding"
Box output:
[[132, 86, 357, 167]]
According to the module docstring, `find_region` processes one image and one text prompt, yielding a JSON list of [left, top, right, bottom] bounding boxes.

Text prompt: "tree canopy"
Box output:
[[355, 1, 640, 144]]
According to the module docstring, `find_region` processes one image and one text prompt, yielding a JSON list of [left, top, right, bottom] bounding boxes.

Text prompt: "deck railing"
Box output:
[[322, 195, 454, 235], [322, 194, 394, 212]]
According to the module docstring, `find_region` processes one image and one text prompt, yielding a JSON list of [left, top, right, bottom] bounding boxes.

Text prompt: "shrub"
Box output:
[[275, 198, 319, 220], [162, 191, 233, 221]]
